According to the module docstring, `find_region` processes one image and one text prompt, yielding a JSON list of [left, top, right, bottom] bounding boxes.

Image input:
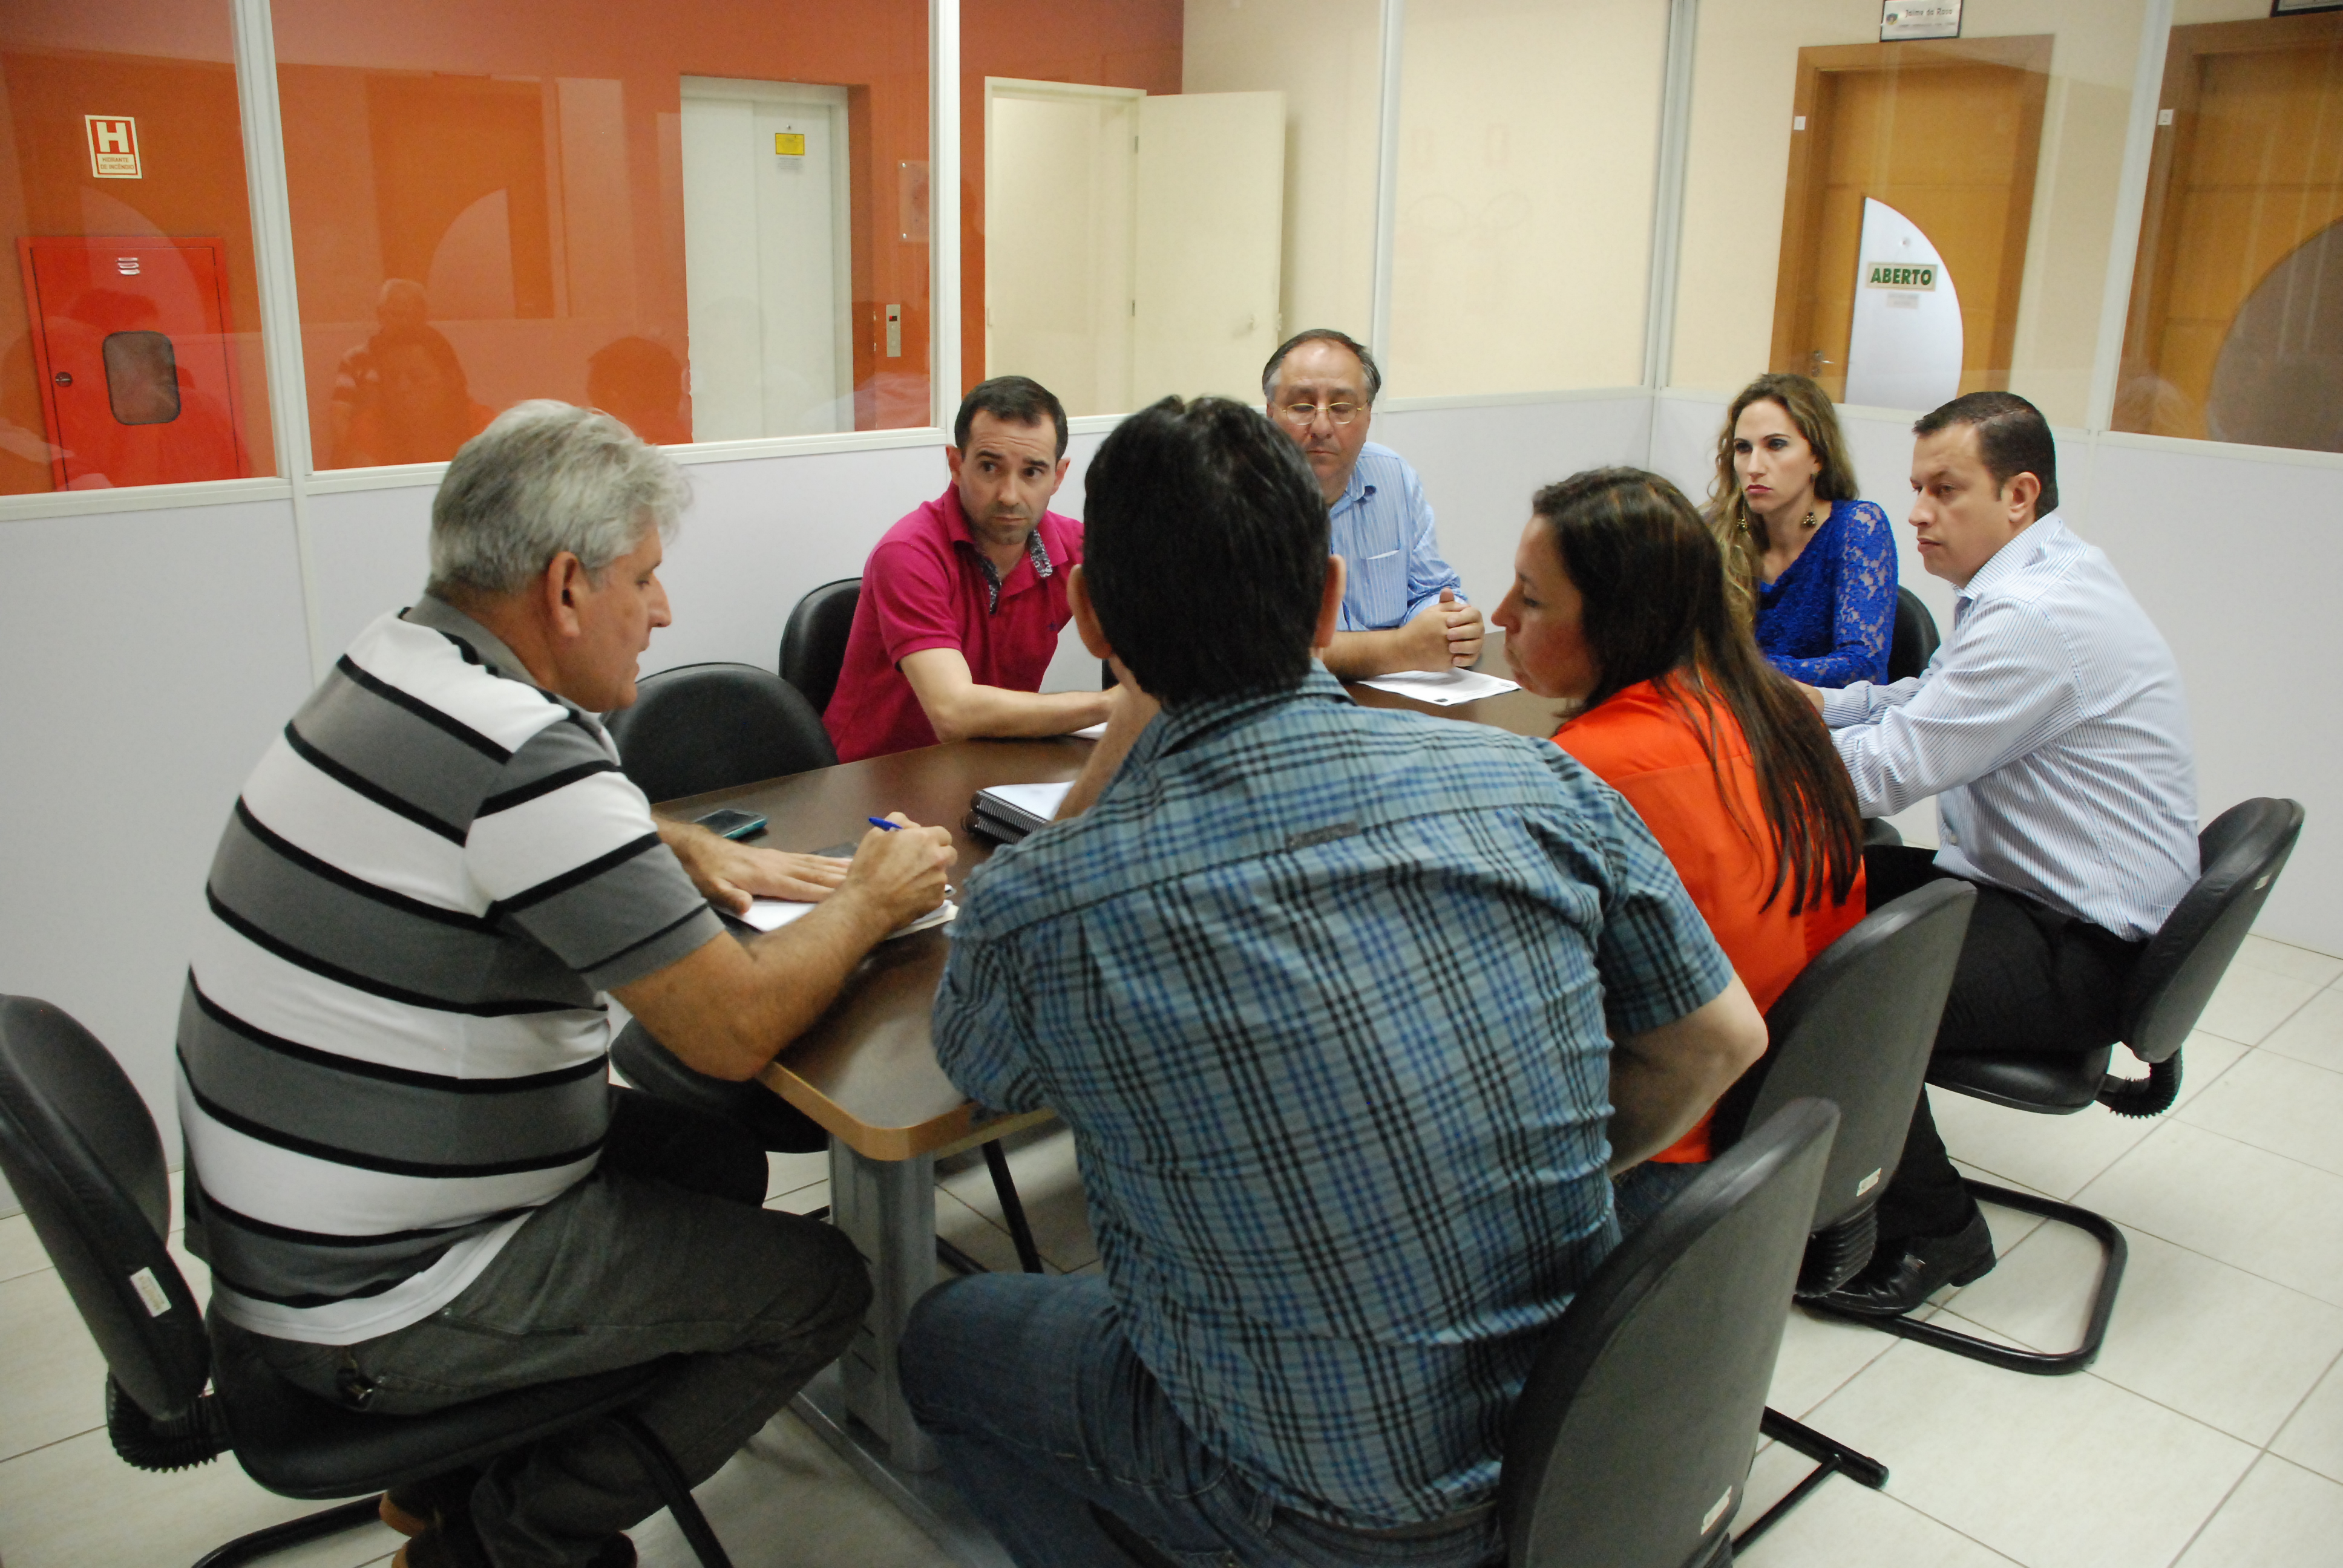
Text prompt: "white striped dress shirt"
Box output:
[[1821, 514, 2198, 941]]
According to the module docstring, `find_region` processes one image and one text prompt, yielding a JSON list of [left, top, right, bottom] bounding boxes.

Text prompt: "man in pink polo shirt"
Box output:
[[825, 377, 1117, 762]]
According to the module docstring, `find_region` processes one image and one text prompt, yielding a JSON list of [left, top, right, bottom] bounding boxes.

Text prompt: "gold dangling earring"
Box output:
[[1800, 508, 1820, 530]]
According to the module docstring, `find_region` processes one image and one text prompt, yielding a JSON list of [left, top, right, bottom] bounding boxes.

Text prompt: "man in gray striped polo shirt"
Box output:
[[180, 402, 955, 1568]]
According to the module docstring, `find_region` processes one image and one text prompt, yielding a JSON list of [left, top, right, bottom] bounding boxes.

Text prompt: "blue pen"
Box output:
[[868, 817, 901, 831]]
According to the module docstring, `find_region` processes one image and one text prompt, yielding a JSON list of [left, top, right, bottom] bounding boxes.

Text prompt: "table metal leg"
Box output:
[[828, 1140, 940, 1471]]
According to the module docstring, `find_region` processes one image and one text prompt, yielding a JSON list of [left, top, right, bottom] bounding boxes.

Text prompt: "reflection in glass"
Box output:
[[1388, 0, 1668, 396], [275, 0, 931, 460], [0, 5, 275, 493], [2119, 10, 2343, 452], [102, 332, 182, 425]]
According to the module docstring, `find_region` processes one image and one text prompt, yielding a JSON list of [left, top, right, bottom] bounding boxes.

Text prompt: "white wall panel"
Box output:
[[0, 500, 315, 1155], [2085, 441, 2342, 955], [309, 483, 436, 655], [1374, 394, 1656, 613]]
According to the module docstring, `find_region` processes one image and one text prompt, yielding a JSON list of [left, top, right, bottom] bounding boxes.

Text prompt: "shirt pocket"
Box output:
[[1347, 548, 1405, 629]]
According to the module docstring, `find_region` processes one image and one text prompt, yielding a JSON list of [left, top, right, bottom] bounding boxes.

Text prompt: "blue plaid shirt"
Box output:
[[933, 671, 1732, 1528], [1329, 442, 1464, 631]]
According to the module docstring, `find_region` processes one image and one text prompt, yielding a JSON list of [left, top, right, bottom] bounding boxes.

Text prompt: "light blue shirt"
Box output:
[[1328, 442, 1463, 632], [1822, 514, 2198, 941]]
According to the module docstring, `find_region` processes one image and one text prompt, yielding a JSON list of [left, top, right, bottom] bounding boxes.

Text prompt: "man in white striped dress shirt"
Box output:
[[1804, 391, 2198, 1318], [180, 402, 955, 1567]]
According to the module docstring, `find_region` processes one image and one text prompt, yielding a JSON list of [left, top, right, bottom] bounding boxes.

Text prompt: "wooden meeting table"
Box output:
[[651, 661, 1561, 1486]]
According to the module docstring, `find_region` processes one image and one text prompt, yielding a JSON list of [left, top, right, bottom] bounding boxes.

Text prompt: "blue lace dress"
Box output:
[[1753, 498, 1896, 688]]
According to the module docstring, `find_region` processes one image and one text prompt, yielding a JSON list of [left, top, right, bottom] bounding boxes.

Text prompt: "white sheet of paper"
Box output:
[[981, 780, 1075, 822], [1070, 722, 1109, 740], [738, 897, 958, 939], [1356, 668, 1522, 706]]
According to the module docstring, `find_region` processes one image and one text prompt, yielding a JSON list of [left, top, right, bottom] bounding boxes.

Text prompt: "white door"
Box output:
[[1132, 92, 1286, 405], [986, 80, 1139, 417], [680, 77, 851, 439]]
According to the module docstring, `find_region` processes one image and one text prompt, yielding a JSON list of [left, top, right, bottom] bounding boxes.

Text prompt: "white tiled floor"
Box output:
[[5, 932, 2341, 1567]]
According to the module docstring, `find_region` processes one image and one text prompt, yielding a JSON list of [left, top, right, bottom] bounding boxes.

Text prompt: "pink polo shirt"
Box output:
[[823, 485, 1084, 763]]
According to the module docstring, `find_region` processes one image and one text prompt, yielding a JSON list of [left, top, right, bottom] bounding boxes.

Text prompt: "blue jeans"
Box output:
[[1613, 1160, 1706, 1235], [899, 1273, 1502, 1568]]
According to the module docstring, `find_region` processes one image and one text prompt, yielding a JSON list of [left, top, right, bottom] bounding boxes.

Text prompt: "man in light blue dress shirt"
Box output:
[[1262, 329, 1483, 678], [1803, 391, 2198, 1318]]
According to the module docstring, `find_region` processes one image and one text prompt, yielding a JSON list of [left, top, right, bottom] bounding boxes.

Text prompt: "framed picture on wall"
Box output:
[[2274, 1, 2343, 15]]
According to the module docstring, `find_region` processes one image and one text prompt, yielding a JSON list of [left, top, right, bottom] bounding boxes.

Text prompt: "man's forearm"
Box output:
[[1320, 627, 1412, 680], [925, 684, 1111, 743], [1605, 978, 1768, 1173]]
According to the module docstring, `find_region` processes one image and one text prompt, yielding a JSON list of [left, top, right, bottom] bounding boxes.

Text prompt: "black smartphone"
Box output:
[[695, 808, 768, 841]]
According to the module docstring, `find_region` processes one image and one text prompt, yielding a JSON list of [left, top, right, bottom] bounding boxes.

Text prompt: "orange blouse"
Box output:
[[1553, 679, 1864, 1161]]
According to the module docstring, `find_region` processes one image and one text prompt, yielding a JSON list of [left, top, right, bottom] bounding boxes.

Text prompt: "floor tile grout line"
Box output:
[[2155, 1445, 2266, 1568], [0, 1415, 117, 1469], [2259, 1340, 2343, 1472]]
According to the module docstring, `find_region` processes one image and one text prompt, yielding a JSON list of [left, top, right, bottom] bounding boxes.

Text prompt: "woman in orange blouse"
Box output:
[[1493, 466, 1867, 1230]]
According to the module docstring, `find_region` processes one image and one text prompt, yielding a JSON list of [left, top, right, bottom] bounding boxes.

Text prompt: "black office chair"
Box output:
[[1501, 1100, 1839, 1568], [1704, 878, 1977, 1546], [1887, 586, 1940, 683], [1822, 797, 2306, 1374], [605, 662, 836, 806], [1090, 1102, 1840, 1568], [778, 577, 862, 717], [0, 996, 735, 1568]]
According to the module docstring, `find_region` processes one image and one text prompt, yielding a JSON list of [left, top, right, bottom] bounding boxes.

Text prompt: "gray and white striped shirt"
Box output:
[[1822, 514, 2198, 941], [179, 596, 722, 1344]]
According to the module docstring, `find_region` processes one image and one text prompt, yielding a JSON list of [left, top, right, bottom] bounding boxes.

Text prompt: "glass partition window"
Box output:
[[1671, 0, 2151, 426], [967, 0, 1382, 418], [1, 0, 277, 495], [272, 0, 929, 467], [2116, 3, 2343, 452], [1386, 0, 1670, 399]]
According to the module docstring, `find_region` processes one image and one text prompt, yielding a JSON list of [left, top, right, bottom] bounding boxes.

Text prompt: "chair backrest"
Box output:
[[2121, 797, 2305, 1064], [778, 577, 862, 716], [0, 997, 211, 1423], [1888, 586, 1940, 683], [605, 662, 837, 805], [1499, 1100, 1838, 1568], [1711, 880, 1976, 1236]]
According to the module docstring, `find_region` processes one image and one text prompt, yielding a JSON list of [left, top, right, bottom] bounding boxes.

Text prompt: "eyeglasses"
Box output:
[[1276, 400, 1364, 427]]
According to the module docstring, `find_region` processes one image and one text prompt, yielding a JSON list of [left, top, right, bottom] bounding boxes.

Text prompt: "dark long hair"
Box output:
[[1532, 468, 1862, 913]]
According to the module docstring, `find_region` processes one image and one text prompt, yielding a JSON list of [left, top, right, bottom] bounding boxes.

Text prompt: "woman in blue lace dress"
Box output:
[[1706, 373, 1896, 688]]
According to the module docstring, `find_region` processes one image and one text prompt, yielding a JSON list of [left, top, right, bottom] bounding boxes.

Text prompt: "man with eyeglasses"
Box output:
[[1262, 328, 1482, 678]]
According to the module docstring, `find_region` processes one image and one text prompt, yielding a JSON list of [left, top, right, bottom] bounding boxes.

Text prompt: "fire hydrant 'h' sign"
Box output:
[[85, 116, 141, 179]]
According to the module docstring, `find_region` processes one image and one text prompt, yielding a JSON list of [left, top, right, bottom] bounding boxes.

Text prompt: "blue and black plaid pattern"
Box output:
[[935, 671, 1732, 1529]]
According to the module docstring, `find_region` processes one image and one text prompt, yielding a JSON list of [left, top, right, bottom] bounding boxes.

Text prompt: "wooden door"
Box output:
[[2117, 13, 2343, 446], [19, 236, 246, 489], [1770, 38, 2051, 403]]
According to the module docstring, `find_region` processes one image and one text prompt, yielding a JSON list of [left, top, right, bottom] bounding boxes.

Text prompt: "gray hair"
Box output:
[[427, 400, 689, 597]]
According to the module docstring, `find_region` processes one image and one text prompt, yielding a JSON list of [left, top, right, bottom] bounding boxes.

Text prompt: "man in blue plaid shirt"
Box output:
[[900, 397, 1766, 1568]]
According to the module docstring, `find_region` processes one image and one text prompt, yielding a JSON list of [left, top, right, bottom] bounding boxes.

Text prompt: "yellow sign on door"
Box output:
[[775, 132, 805, 158]]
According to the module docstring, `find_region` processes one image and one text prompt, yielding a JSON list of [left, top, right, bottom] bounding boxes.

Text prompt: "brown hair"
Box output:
[[1706, 373, 1860, 624], [1531, 468, 1863, 913]]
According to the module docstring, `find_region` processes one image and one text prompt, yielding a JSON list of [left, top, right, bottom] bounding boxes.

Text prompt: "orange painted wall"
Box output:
[[960, 1, 1184, 396], [272, 0, 931, 454], [0, 50, 274, 495]]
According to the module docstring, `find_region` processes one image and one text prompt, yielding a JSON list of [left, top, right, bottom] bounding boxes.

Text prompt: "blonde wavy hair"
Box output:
[[1705, 373, 1859, 625]]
